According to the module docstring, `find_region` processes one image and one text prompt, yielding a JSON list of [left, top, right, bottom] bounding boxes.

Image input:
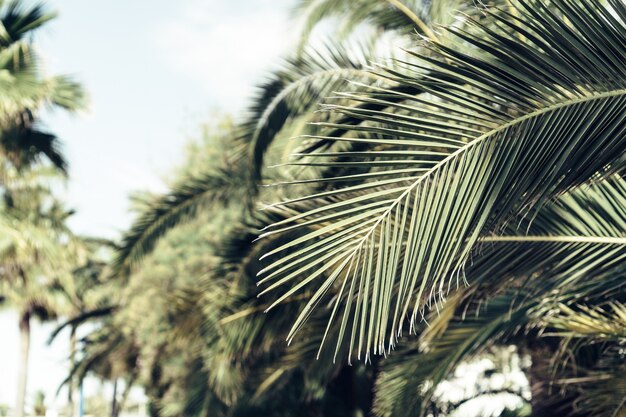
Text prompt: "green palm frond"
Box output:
[[1, 123, 67, 172], [560, 353, 626, 417], [0, 13, 85, 117], [293, 0, 450, 47], [45, 75, 87, 111], [372, 270, 624, 417], [0, 1, 55, 44], [0, 69, 87, 119], [258, 0, 626, 358], [373, 293, 529, 417], [242, 39, 392, 183], [0, 42, 41, 120], [59, 326, 137, 390], [111, 167, 248, 277], [468, 175, 626, 296], [0, 1, 85, 171], [372, 175, 626, 416], [0, 185, 82, 281], [47, 306, 116, 344], [547, 303, 626, 341]]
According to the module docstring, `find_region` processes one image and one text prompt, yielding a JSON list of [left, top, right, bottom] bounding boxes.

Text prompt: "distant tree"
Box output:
[[0, 1, 86, 416], [0, 0, 85, 175], [0, 170, 81, 417], [47, 237, 116, 417]]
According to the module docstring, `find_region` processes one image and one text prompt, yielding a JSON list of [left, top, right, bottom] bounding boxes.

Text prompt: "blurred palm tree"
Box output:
[[94, 0, 626, 416], [47, 237, 116, 417], [0, 166, 83, 417], [0, 0, 85, 175], [0, 2, 86, 414]]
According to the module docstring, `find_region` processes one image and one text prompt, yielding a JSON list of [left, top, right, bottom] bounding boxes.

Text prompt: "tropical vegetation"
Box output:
[[0, 1, 85, 416], [1, 0, 625, 416]]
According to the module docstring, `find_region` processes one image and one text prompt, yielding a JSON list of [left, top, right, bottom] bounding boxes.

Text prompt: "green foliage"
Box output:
[[258, 0, 626, 358], [0, 0, 85, 173], [62, 1, 626, 417], [293, 0, 462, 47]]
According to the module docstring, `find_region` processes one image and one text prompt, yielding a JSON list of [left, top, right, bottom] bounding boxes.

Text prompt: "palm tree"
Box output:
[[0, 166, 85, 417], [0, 275, 66, 417], [46, 237, 116, 417], [0, 3, 86, 413], [0, 0, 85, 174], [110, 0, 485, 274]]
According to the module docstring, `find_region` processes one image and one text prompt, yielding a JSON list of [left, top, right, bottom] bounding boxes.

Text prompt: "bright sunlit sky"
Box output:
[[0, 0, 297, 409]]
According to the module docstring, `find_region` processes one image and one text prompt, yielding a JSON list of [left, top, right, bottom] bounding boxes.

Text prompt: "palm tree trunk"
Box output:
[[115, 375, 137, 417], [15, 311, 31, 417], [110, 378, 118, 417], [68, 325, 77, 417]]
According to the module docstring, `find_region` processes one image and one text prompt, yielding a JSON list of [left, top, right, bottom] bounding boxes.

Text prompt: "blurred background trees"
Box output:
[[0, 1, 85, 416]]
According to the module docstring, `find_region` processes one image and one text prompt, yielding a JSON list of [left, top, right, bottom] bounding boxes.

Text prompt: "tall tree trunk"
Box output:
[[111, 378, 118, 417], [116, 375, 137, 417], [15, 311, 31, 417], [68, 325, 77, 417]]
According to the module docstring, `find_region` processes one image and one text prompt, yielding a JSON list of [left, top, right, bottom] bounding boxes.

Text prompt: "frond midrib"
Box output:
[[332, 87, 626, 264], [481, 235, 626, 245]]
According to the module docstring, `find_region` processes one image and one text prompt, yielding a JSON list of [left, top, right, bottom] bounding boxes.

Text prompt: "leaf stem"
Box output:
[[481, 235, 626, 245], [385, 0, 439, 42]]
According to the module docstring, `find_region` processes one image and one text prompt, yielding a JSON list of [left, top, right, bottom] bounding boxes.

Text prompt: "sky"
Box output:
[[0, 0, 296, 410]]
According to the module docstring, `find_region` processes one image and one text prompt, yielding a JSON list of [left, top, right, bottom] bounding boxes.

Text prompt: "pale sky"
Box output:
[[0, 0, 296, 410]]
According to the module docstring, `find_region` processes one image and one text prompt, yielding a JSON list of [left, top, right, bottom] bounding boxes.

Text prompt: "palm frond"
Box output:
[[0, 211, 75, 279], [372, 175, 626, 416], [46, 75, 87, 111], [111, 167, 248, 277], [470, 175, 626, 294], [546, 303, 626, 341], [293, 0, 444, 47], [373, 293, 529, 417], [47, 306, 116, 344], [242, 39, 390, 183], [0, 1, 55, 44], [0, 2, 85, 171], [1, 124, 67, 172], [258, 0, 626, 358], [559, 351, 626, 417]]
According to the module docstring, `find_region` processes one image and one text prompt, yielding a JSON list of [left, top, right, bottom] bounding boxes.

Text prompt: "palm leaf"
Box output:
[[373, 176, 626, 416], [242, 39, 390, 183], [471, 175, 626, 293], [0, 0, 55, 44], [373, 292, 529, 417], [47, 306, 116, 344], [258, 0, 626, 358], [546, 303, 626, 341], [111, 167, 248, 277], [293, 0, 444, 47], [558, 351, 626, 417]]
